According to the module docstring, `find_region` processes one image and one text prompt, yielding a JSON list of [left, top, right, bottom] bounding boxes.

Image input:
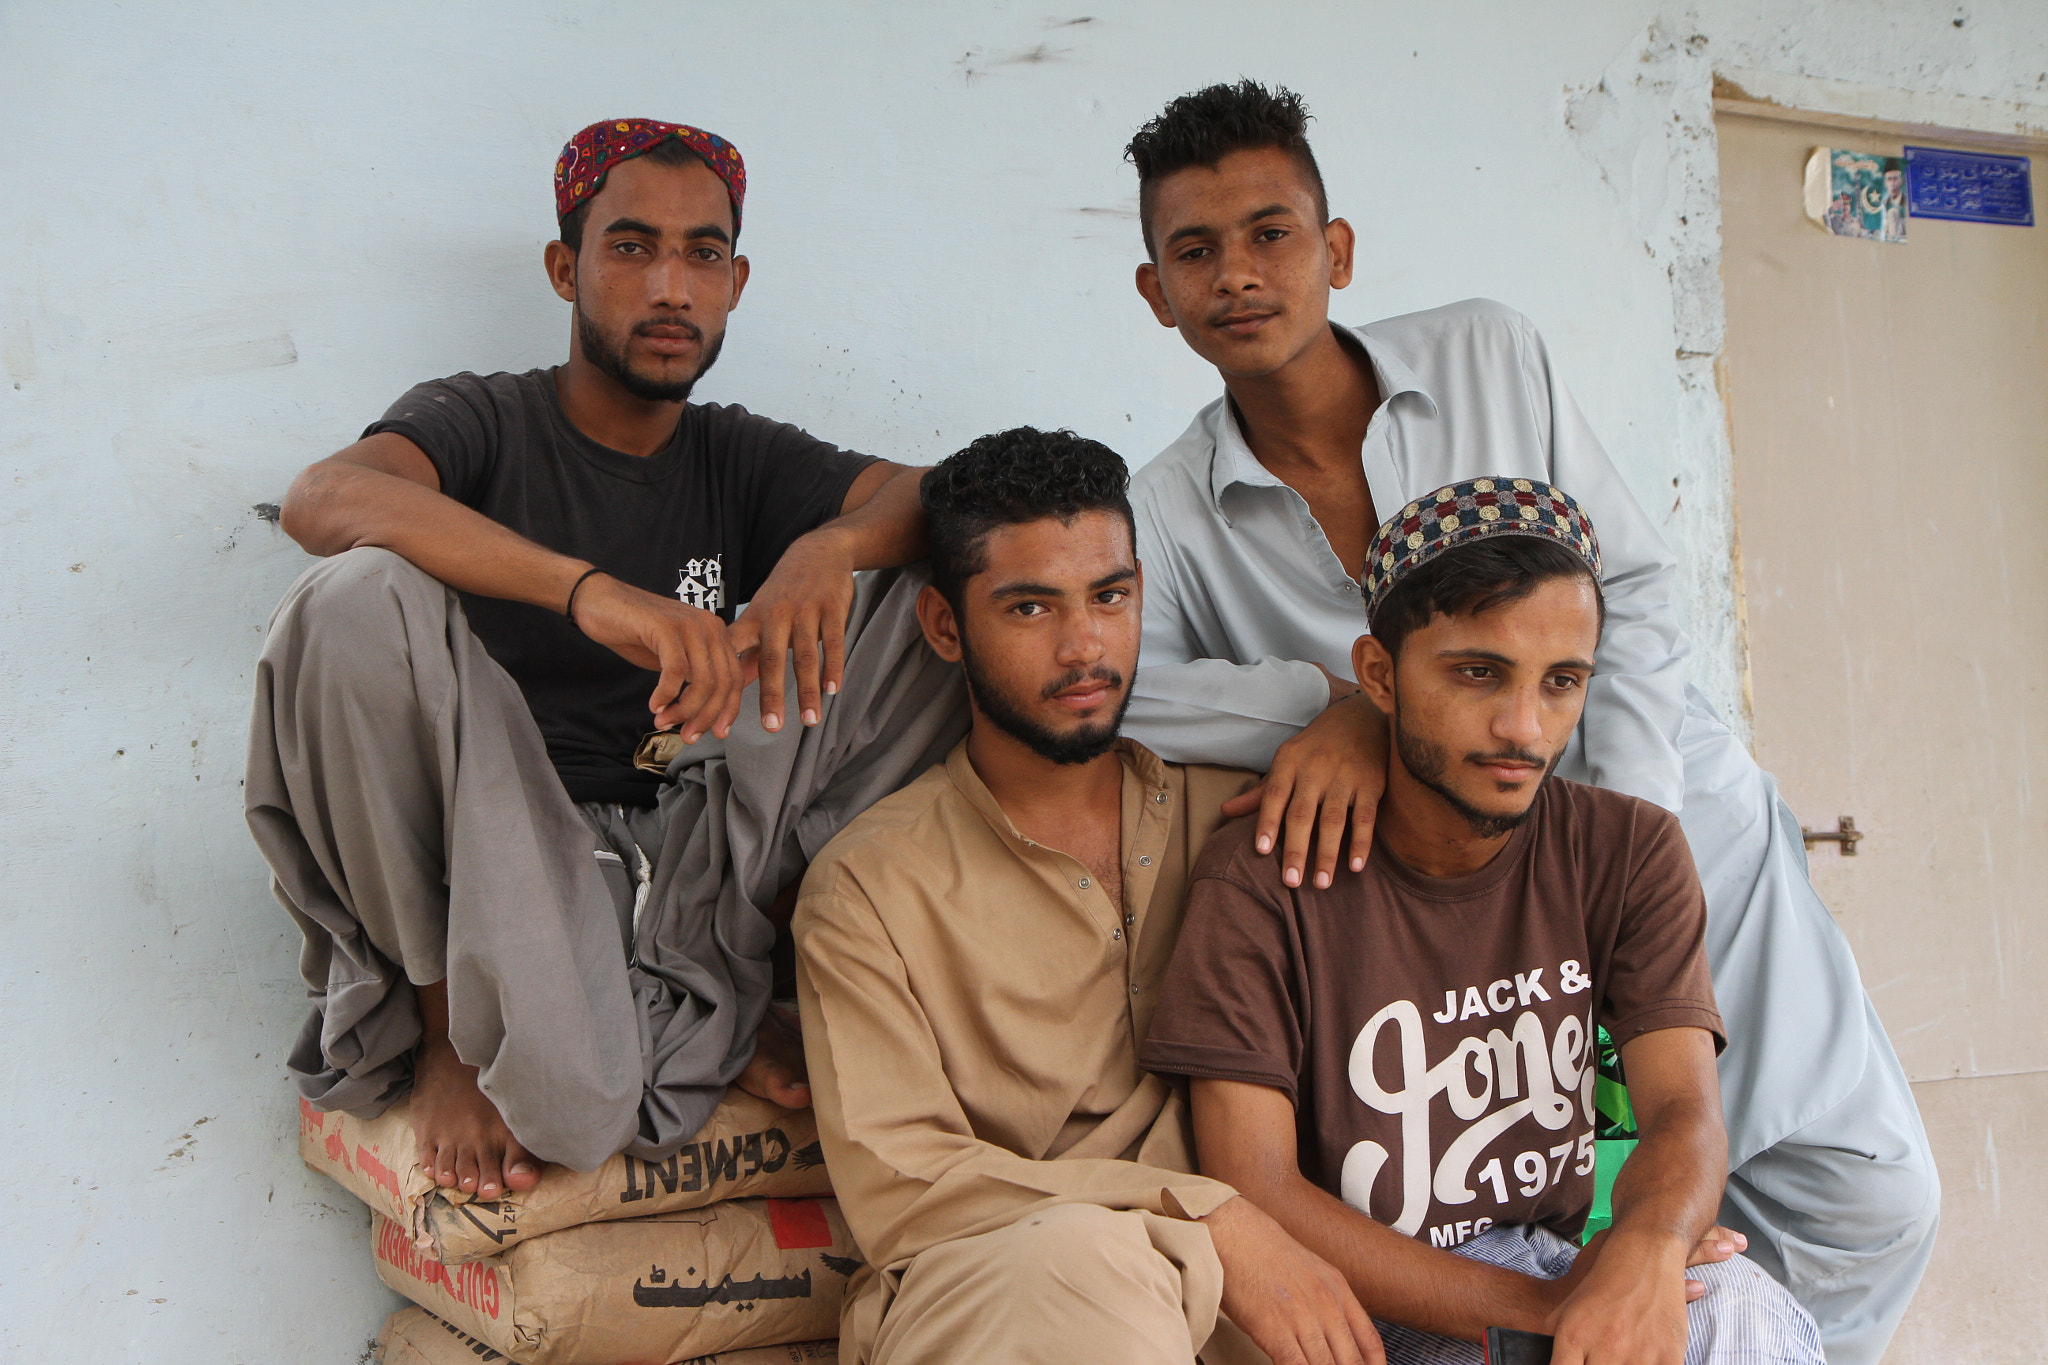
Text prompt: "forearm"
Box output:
[[1123, 658, 1332, 767], [1603, 1094, 1724, 1257], [808, 462, 928, 571], [282, 460, 588, 612], [1247, 1168, 1552, 1339]]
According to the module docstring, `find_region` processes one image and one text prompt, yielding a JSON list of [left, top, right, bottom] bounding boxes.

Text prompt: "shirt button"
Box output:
[[1130, 984, 1141, 995], [1139, 855, 1153, 867], [1078, 877, 1091, 890], [1153, 792, 1169, 805], [1124, 913, 1135, 926], [1112, 928, 1123, 940]]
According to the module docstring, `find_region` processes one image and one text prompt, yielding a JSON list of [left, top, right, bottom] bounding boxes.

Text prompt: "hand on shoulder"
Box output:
[[1220, 688, 1388, 891]]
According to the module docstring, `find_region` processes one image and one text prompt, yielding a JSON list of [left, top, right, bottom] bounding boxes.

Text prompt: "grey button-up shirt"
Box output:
[[1124, 298, 1874, 1168], [1125, 297, 1687, 814]]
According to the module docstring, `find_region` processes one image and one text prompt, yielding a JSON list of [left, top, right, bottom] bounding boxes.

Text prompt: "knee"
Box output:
[[271, 548, 445, 667], [292, 546, 433, 616], [1688, 1254, 1826, 1362], [1743, 1131, 1941, 1260], [987, 1204, 1162, 1293]]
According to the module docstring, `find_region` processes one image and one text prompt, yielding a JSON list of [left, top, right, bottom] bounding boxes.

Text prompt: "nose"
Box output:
[[646, 251, 695, 312], [1213, 239, 1261, 296], [1493, 682, 1544, 750], [1055, 606, 1107, 668]]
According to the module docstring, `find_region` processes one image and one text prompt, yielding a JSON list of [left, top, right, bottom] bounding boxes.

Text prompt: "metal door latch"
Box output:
[[1802, 816, 1863, 855]]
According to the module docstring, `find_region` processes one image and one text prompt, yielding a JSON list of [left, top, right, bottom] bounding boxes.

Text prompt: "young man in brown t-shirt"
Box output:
[[1143, 480, 1824, 1365]]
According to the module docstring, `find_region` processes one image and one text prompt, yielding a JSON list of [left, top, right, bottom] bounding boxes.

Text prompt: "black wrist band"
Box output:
[[564, 567, 604, 621]]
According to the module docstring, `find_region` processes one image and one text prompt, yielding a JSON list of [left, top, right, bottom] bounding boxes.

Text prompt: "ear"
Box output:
[[545, 239, 577, 303], [1134, 261, 1177, 329], [1354, 633, 1396, 716], [728, 253, 751, 311], [1325, 217, 1356, 292], [916, 583, 964, 663]]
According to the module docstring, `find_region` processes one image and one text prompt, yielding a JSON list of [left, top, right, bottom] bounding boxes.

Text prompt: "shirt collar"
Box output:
[[943, 736, 1168, 850], [1205, 322, 1439, 515]]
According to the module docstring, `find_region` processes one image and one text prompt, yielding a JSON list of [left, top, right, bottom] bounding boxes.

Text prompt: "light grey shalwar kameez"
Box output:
[[1122, 299, 1937, 1365], [246, 547, 967, 1169]]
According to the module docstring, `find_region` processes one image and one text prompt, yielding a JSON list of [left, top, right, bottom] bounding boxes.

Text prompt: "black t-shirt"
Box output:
[[365, 368, 877, 806]]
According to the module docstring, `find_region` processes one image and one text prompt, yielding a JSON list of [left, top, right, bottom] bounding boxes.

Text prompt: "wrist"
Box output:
[[1596, 1224, 1691, 1267], [563, 564, 606, 625]]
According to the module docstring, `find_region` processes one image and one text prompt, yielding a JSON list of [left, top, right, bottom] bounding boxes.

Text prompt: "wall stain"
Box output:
[[957, 43, 1078, 82]]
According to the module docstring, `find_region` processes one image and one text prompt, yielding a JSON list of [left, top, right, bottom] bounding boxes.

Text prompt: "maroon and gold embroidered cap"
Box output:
[[554, 118, 747, 233], [1363, 477, 1602, 625]]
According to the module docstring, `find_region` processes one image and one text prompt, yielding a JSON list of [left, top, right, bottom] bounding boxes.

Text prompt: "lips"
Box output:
[[635, 321, 702, 356], [1042, 667, 1123, 712], [1210, 309, 1279, 337], [1052, 683, 1115, 711]]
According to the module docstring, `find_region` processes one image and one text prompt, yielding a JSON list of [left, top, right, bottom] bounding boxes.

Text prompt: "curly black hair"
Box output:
[[1370, 536, 1605, 660], [922, 427, 1133, 608], [1125, 79, 1327, 259]]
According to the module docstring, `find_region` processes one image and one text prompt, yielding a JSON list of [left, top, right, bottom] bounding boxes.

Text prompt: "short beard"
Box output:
[[576, 303, 725, 403], [959, 631, 1131, 767], [1394, 718, 1556, 839]]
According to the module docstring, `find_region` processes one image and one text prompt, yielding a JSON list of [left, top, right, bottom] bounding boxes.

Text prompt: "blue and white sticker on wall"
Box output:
[[1803, 145, 2034, 241], [1903, 146, 2034, 227]]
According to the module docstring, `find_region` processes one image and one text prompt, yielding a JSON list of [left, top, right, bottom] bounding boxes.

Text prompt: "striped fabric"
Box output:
[[1374, 1224, 1825, 1364]]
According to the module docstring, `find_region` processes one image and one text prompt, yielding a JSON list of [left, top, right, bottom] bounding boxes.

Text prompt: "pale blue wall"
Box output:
[[2, 2, 2041, 1358]]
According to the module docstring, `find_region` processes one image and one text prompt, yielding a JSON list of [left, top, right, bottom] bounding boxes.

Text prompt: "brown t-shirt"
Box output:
[[1141, 778, 1723, 1249]]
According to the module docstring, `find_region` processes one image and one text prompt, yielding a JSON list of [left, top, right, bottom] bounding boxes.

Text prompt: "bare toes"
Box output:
[[505, 1144, 541, 1193]]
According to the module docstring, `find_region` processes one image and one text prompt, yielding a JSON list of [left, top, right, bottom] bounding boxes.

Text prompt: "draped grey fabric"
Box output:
[[247, 548, 966, 1168]]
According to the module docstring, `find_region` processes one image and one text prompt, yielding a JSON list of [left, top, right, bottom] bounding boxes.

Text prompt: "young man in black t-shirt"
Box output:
[[246, 120, 933, 1201]]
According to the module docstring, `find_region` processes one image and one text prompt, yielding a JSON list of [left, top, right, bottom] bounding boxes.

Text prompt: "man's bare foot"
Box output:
[[734, 1003, 812, 1110], [410, 981, 542, 1201]]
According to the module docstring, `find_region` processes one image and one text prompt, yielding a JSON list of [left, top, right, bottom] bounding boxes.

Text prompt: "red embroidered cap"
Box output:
[[554, 118, 746, 234]]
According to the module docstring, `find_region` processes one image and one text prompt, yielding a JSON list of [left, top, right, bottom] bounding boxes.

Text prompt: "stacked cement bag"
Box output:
[[376, 1306, 840, 1364], [300, 1092, 849, 1362]]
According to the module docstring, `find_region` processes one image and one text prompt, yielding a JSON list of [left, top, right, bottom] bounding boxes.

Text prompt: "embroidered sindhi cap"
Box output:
[[1363, 477, 1602, 627], [554, 118, 747, 234]]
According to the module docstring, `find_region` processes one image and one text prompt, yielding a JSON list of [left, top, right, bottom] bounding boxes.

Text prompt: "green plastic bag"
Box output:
[[1583, 1026, 1638, 1243]]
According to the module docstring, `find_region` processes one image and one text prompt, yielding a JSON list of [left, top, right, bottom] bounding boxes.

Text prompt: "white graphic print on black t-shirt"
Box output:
[[366, 369, 876, 805], [676, 556, 724, 612]]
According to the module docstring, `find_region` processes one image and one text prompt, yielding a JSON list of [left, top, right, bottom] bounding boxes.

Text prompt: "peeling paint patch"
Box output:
[[252, 502, 282, 523], [1564, 19, 1748, 735]]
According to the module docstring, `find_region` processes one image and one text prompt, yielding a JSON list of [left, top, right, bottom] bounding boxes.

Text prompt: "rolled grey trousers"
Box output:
[[246, 548, 968, 1170], [247, 548, 649, 1168]]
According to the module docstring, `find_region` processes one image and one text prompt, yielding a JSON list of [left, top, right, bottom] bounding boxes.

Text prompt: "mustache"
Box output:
[[1466, 747, 1547, 768], [1206, 305, 1279, 328], [1040, 666, 1124, 701], [634, 316, 704, 341]]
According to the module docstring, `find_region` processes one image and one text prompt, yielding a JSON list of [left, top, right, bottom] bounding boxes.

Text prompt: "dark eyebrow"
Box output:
[[1435, 648, 1595, 673], [989, 580, 1063, 601], [599, 218, 732, 246], [1163, 202, 1294, 250], [987, 566, 1136, 601]]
